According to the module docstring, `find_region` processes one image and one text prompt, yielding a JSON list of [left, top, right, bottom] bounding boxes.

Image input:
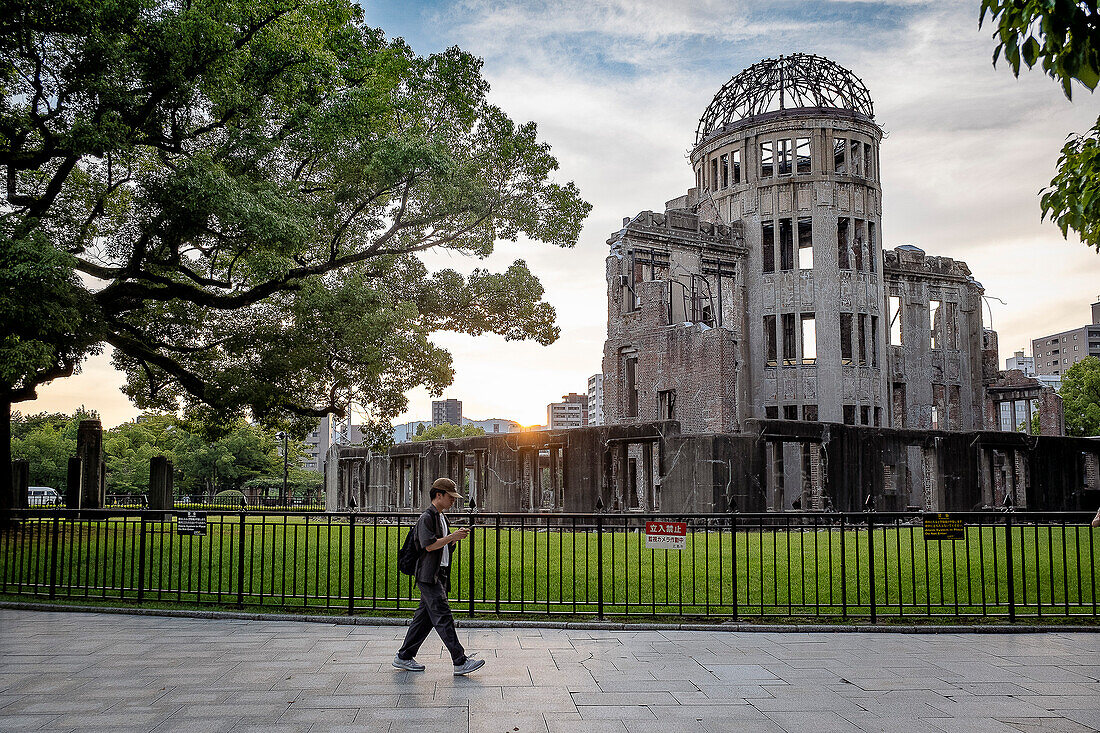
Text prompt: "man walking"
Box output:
[[393, 478, 485, 675]]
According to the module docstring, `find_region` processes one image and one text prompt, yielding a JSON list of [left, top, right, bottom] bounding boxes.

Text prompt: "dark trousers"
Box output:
[[397, 573, 466, 665]]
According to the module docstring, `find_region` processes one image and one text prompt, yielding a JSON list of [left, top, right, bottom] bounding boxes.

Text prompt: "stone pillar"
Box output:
[[76, 419, 104, 509], [149, 456, 173, 510], [11, 460, 29, 509]]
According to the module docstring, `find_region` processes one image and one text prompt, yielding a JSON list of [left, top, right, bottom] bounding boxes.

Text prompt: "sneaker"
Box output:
[[453, 657, 485, 676], [392, 655, 425, 671]]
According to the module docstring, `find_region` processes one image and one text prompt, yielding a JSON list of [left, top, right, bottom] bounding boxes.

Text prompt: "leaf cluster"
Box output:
[[1059, 355, 1100, 436], [410, 423, 486, 441]]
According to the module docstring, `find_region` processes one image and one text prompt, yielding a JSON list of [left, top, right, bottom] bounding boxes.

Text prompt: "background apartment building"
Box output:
[[587, 374, 605, 426], [431, 399, 462, 426], [1031, 300, 1100, 378], [547, 393, 589, 429]]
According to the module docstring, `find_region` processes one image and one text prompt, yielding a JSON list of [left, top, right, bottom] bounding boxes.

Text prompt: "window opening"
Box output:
[[870, 315, 879, 366], [765, 314, 778, 366], [857, 314, 867, 366], [801, 314, 817, 364], [889, 294, 902, 346], [837, 218, 850, 269], [765, 406, 779, 419], [834, 137, 847, 174], [624, 353, 639, 418], [760, 140, 774, 178], [796, 137, 811, 174], [797, 217, 813, 269], [874, 407, 882, 426], [868, 222, 877, 272], [850, 140, 863, 176], [864, 143, 873, 179], [732, 149, 742, 184], [778, 139, 792, 175], [779, 218, 794, 271], [762, 220, 775, 273], [782, 313, 796, 366], [930, 299, 941, 350], [658, 390, 676, 421], [861, 406, 870, 425], [840, 313, 853, 364], [721, 154, 729, 188], [843, 405, 856, 425], [783, 405, 798, 420], [710, 158, 718, 191], [803, 405, 818, 421]]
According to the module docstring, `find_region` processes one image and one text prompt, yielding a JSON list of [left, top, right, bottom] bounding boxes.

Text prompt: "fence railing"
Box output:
[[1, 510, 1097, 622]]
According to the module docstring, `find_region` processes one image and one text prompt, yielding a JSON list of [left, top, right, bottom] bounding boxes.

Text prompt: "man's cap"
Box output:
[[432, 477, 463, 499]]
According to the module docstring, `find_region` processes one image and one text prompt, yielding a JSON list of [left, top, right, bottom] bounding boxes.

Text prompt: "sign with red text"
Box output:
[[645, 521, 687, 550]]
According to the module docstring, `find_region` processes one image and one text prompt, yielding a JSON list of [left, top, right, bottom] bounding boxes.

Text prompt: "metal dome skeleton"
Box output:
[[695, 54, 875, 145]]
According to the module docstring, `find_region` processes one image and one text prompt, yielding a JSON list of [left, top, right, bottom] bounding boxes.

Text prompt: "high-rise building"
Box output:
[[431, 399, 462, 427], [1006, 350, 1035, 376], [547, 393, 588, 429], [302, 413, 353, 473], [587, 374, 605, 426], [1031, 299, 1100, 378]]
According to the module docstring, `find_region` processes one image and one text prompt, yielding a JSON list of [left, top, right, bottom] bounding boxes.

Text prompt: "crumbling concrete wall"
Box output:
[[883, 247, 987, 431], [334, 423, 1100, 514]]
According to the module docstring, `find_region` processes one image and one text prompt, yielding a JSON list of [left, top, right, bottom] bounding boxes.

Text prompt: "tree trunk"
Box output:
[[1, 390, 13, 528]]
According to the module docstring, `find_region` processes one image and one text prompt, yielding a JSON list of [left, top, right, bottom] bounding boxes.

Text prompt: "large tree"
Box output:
[[0, 0, 590, 514], [981, 0, 1100, 251], [1059, 356, 1100, 436]]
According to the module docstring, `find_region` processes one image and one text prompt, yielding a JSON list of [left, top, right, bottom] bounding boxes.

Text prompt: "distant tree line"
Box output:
[[10, 410, 322, 498]]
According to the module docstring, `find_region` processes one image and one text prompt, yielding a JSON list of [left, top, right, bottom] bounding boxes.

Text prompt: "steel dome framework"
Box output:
[[695, 54, 874, 145]]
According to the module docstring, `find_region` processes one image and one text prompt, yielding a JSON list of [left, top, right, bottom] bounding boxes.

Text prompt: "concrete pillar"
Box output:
[[149, 456, 173, 510], [11, 460, 28, 509], [76, 419, 104, 510]]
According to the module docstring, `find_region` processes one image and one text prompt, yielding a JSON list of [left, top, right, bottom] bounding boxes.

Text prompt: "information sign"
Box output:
[[923, 513, 964, 540], [177, 511, 208, 536], [645, 521, 687, 550]]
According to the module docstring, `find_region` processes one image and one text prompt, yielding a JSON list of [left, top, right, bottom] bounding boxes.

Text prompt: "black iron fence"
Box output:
[[1, 510, 1097, 622]]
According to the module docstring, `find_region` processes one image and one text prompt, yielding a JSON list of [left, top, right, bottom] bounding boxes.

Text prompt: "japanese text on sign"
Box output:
[[923, 513, 964, 541], [645, 521, 687, 550], [177, 512, 207, 536]]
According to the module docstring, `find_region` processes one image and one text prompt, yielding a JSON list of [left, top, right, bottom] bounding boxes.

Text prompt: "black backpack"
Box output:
[[397, 525, 420, 576]]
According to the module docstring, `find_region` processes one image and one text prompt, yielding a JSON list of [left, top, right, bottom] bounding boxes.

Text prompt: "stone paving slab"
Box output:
[[0, 610, 1098, 732]]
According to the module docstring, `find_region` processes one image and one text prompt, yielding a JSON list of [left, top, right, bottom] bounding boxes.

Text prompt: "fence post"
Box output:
[[867, 512, 876, 624], [236, 512, 246, 609], [136, 514, 148, 603], [731, 513, 738, 620], [1005, 512, 1015, 623], [48, 514, 60, 600], [596, 514, 604, 620], [347, 514, 355, 616], [840, 514, 847, 619], [467, 509, 475, 619]]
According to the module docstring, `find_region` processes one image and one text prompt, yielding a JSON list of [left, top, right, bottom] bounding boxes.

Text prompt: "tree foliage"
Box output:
[[0, 0, 590, 511], [981, 0, 1100, 252], [410, 423, 486, 441], [1060, 355, 1100, 436]]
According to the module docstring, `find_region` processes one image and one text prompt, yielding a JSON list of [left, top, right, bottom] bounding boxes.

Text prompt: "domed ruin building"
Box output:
[[332, 56, 1096, 516]]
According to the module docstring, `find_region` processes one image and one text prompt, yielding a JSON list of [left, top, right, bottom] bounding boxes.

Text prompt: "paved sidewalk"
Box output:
[[1, 610, 1098, 732]]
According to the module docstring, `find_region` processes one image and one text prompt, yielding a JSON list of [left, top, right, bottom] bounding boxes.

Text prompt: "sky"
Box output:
[[29, 0, 1100, 429]]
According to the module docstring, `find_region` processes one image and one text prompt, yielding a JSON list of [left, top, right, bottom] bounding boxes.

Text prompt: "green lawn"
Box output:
[[2, 515, 1098, 621]]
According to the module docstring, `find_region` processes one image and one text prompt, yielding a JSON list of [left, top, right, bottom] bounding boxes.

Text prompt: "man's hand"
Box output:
[[450, 527, 470, 542]]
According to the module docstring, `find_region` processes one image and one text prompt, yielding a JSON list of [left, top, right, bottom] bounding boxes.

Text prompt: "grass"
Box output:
[[2, 515, 1098, 622]]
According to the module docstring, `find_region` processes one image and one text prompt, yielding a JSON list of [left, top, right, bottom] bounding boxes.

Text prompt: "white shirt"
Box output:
[[439, 512, 450, 567]]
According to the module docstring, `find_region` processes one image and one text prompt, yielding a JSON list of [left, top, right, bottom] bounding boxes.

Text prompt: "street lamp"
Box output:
[[276, 431, 288, 505]]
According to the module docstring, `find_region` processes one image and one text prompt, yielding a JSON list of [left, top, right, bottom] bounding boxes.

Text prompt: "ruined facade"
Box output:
[[331, 55, 1093, 516], [602, 54, 1057, 437]]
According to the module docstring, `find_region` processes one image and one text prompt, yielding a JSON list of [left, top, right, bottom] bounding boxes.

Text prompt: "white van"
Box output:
[[28, 487, 62, 507]]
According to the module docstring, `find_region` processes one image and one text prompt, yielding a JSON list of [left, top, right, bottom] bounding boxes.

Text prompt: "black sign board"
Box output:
[[177, 511, 207, 536], [923, 513, 964, 540]]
